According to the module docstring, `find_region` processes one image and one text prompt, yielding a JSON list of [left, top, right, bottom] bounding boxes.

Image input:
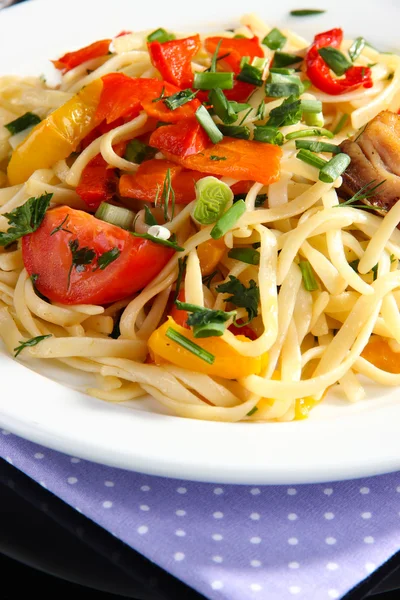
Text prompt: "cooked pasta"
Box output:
[[1, 14, 400, 422]]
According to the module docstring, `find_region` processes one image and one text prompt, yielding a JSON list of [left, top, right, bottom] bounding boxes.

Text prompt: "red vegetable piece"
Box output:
[[75, 154, 117, 211], [204, 36, 263, 73], [119, 159, 206, 204], [306, 28, 373, 95], [141, 94, 201, 123], [148, 35, 201, 88], [22, 206, 174, 305], [149, 118, 210, 158], [53, 39, 111, 72], [169, 289, 189, 328]]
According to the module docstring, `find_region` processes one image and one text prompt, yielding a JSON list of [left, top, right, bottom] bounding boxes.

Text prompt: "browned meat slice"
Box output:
[[339, 110, 400, 214]]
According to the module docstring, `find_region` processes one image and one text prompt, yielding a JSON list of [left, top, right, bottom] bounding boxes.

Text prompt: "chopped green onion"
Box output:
[[240, 56, 251, 69], [295, 140, 340, 154], [304, 111, 325, 127], [265, 72, 304, 97], [193, 72, 234, 90], [209, 89, 237, 124], [147, 28, 175, 43], [332, 114, 349, 135], [262, 28, 287, 50], [5, 112, 41, 135], [269, 67, 296, 75], [296, 148, 327, 169], [319, 153, 351, 183], [210, 39, 223, 73], [166, 327, 215, 363], [285, 128, 334, 140], [252, 57, 269, 70], [144, 205, 157, 226], [193, 176, 233, 224], [124, 139, 157, 164], [247, 406, 258, 417], [217, 125, 250, 139], [298, 261, 318, 291], [271, 52, 303, 68], [211, 200, 246, 240], [237, 107, 253, 126], [300, 99, 323, 113], [131, 232, 184, 252], [234, 193, 267, 207], [349, 37, 365, 62], [175, 301, 236, 338], [253, 126, 284, 145], [210, 155, 227, 161], [97, 247, 121, 270], [318, 47, 352, 76], [234, 34, 246, 39], [290, 9, 326, 16], [163, 89, 197, 110], [266, 95, 302, 128], [95, 202, 135, 230], [228, 247, 260, 265], [237, 63, 264, 86], [195, 105, 223, 144]]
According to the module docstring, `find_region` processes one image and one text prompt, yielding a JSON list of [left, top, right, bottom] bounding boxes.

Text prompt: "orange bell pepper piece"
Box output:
[[53, 39, 112, 72], [141, 95, 200, 124], [162, 137, 282, 185], [7, 79, 103, 186], [361, 339, 400, 373], [197, 238, 226, 276], [204, 36, 264, 73], [119, 159, 207, 204], [149, 118, 210, 158], [148, 317, 266, 379], [148, 35, 201, 88]]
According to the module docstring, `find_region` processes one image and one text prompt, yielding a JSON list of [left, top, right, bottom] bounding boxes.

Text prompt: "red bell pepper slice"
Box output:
[[204, 36, 263, 73], [119, 159, 207, 204], [169, 290, 189, 328], [161, 137, 282, 185], [53, 39, 111, 72], [141, 94, 200, 123], [76, 154, 117, 211], [149, 118, 210, 158], [116, 30, 132, 38], [306, 28, 373, 95], [148, 35, 201, 88]]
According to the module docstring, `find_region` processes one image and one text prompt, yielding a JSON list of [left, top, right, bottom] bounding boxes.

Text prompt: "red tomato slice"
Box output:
[[119, 159, 207, 204], [148, 35, 201, 88], [22, 206, 174, 305], [149, 118, 210, 158], [53, 40, 112, 72]]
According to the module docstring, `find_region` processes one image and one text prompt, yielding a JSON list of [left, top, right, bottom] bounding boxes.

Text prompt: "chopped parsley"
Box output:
[[97, 247, 120, 270], [14, 334, 52, 358], [216, 275, 260, 323], [68, 239, 96, 289], [50, 214, 72, 236], [0, 193, 52, 247]]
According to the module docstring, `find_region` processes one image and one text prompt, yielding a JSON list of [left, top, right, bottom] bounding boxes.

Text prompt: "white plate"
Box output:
[[1, 0, 400, 485]]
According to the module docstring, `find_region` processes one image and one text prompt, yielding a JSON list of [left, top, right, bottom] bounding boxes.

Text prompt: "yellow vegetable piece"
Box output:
[[148, 317, 267, 379], [294, 396, 320, 420], [361, 339, 400, 373], [197, 237, 226, 276], [7, 79, 103, 185]]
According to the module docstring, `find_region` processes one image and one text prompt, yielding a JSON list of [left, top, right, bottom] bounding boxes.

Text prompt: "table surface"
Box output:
[[0, 459, 399, 600]]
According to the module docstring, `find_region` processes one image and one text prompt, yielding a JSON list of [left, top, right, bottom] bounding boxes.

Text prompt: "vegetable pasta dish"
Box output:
[[1, 12, 400, 422]]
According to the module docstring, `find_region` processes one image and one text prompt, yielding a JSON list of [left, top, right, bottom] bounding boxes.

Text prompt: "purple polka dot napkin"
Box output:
[[1, 430, 399, 600]]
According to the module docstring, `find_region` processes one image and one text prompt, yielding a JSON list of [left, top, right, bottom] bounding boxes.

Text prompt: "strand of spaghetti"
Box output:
[[301, 345, 326, 368], [60, 56, 111, 90], [354, 356, 400, 385], [355, 222, 400, 259], [141, 383, 260, 422], [313, 81, 384, 104], [338, 369, 365, 402], [0, 184, 22, 206], [293, 284, 312, 344], [221, 225, 278, 357], [95, 374, 122, 390], [341, 230, 365, 257], [86, 383, 144, 402], [136, 285, 171, 340], [27, 336, 147, 360], [66, 52, 151, 93], [0, 270, 18, 286], [96, 359, 207, 405], [265, 262, 302, 378], [238, 181, 334, 227], [325, 311, 392, 338], [162, 365, 242, 407], [300, 240, 346, 295], [185, 250, 204, 306], [54, 303, 104, 315], [59, 356, 103, 373], [0, 249, 23, 272], [0, 306, 23, 355], [359, 200, 400, 274], [102, 297, 133, 317], [26, 179, 85, 209], [119, 269, 177, 339], [0, 281, 14, 298], [14, 269, 42, 337], [315, 270, 400, 376], [281, 320, 302, 383], [83, 315, 114, 335], [245, 182, 263, 211], [241, 304, 381, 400], [99, 112, 148, 171], [326, 292, 359, 313], [310, 291, 330, 330], [24, 278, 95, 327]]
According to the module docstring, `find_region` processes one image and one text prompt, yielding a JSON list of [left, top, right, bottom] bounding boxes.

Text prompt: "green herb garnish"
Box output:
[[68, 239, 96, 289], [175, 301, 236, 338], [216, 275, 260, 322], [97, 247, 120, 270], [166, 327, 215, 363], [299, 261, 318, 291], [14, 334, 52, 358], [5, 112, 41, 135], [50, 214, 72, 236], [0, 193, 52, 247]]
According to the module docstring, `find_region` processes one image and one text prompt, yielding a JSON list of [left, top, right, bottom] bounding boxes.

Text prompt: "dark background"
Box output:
[[0, 458, 399, 600]]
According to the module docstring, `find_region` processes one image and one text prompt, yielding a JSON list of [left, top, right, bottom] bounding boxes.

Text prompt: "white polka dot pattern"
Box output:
[[1, 432, 400, 600]]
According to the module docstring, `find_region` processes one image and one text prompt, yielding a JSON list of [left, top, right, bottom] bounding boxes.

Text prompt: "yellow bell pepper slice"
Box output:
[[7, 79, 103, 185], [148, 316, 267, 379], [197, 237, 226, 276]]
